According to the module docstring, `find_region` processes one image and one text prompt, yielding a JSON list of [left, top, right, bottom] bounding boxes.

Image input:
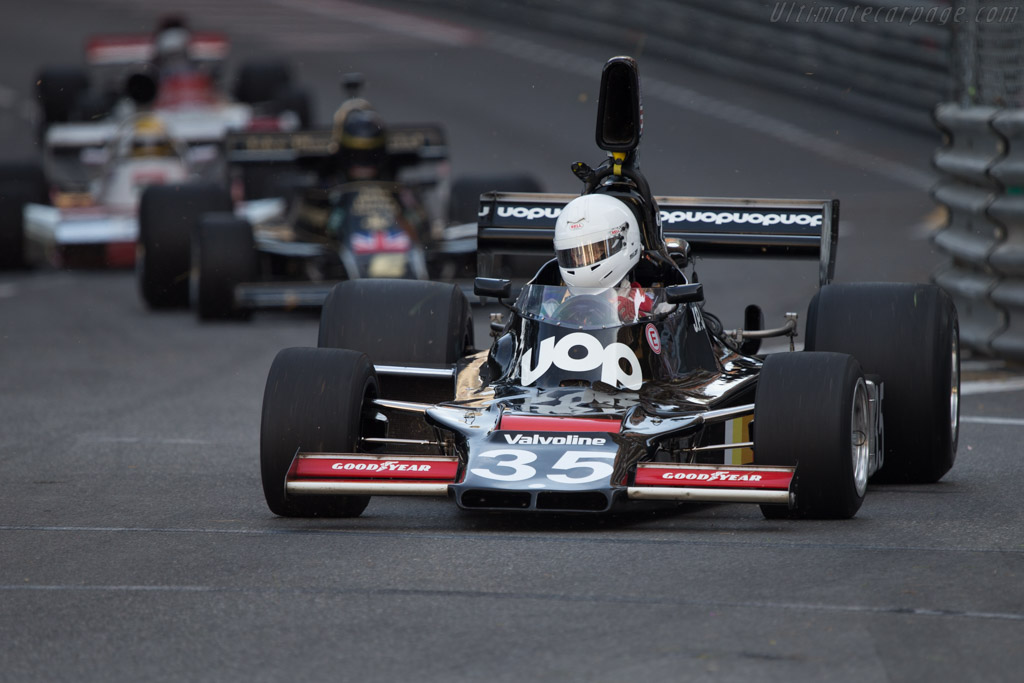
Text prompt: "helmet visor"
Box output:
[[556, 232, 625, 269]]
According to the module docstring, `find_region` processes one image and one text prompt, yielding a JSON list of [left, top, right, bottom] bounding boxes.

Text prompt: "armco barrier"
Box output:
[[985, 110, 1024, 356], [932, 104, 1024, 359], [933, 104, 1004, 185], [989, 110, 1024, 188], [930, 178, 1005, 353], [931, 181, 1000, 268]]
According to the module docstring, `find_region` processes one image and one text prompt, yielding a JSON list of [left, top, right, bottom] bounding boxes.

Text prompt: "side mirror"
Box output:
[[666, 283, 704, 305], [595, 56, 642, 153], [474, 277, 511, 299]]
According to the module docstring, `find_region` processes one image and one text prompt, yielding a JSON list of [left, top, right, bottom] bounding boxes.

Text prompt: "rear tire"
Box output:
[[754, 352, 870, 520], [0, 163, 47, 269], [805, 283, 959, 484], [318, 279, 473, 365], [35, 66, 89, 127], [233, 59, 292, 104], [193, 214, 257, 321], [137, 183, 232, 309], [260, 347, 375, 518]]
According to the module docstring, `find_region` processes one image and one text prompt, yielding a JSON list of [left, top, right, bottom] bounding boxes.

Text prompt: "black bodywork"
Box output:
[[277, 57, 856, 515], [222, 122, 448, 309], [416, 278, 763, 512]]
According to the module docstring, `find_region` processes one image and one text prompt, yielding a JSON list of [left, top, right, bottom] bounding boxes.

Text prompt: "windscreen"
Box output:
[[515, 284, 672, 331]]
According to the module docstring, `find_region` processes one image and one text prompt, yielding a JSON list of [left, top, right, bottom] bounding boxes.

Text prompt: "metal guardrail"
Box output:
[[932, 104, 1024, 359]]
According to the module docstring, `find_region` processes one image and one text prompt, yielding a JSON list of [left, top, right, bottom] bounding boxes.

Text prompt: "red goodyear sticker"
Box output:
[[635, 466, 792, 490], [645, 323, 661, 354], [292, 457, 459, 480]]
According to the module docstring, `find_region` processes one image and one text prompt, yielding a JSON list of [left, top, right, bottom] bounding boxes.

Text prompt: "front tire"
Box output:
[[754, 352, 870, 519], [318, 279, 473, 365], [233, 59, 292, 104], [805, 283, 959, 483], [260, 347, 375, 517], [35, 66, 90, 128], [138, 183, 232, 309], [193, 213, 256, 321], [0, 163, 46, 269]]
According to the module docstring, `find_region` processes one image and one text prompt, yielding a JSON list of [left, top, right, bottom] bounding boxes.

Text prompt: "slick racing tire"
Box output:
[[193, 214, 257, 321], [233, 59, 292, 105], [261, 347, 374, 518], [0, 163, 47, 269], [805, 283, 959, 484], [138, 183, 232, 309], [71, 88, 117, 122], [754, 352, 870, 520], [318, 279, 473, 365], [35, 66, 89, 126]]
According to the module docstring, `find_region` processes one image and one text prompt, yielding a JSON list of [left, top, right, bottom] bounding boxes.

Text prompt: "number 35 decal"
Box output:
[[469, 449, 616, 484]]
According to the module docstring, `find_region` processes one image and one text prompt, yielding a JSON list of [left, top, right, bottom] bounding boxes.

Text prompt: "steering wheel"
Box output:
[[552, 294, 619, 327]]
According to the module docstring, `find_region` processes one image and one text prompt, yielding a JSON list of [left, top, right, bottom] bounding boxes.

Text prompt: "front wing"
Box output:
[[282, 451, 794, 513]]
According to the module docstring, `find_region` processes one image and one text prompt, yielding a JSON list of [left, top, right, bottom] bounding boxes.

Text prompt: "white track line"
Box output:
[[961, 415, 1024, 427], [0, 583, 1020, 621], [961, 378, 1024, 396]]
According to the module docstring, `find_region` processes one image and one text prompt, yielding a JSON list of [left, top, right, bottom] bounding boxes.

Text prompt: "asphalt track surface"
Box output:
[[1, 2, 1023, 682]]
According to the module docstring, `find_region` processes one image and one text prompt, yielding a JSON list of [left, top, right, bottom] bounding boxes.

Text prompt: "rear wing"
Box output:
[[85, 33, 229, 66], [477, 192, 839, 286], [224, 124, 447, 165]]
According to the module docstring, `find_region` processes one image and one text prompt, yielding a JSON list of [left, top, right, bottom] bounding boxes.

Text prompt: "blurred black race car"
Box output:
[[258, 57, 959, 521], [138, 75, 539, 319]]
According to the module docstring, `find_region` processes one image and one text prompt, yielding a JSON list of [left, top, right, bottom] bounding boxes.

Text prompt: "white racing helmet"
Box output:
[[554, 193, 641, 291]]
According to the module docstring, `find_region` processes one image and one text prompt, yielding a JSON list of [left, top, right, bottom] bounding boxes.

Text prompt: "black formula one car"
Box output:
[[135, 108, 447, 316], [138, 75, 541, 319], [259, 57, 959, 520]]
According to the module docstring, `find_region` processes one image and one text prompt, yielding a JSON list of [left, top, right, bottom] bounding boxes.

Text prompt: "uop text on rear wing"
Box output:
[[476, 192, 839, 286]]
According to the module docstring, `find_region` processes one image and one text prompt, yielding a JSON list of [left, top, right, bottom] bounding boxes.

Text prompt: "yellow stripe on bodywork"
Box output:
[[725, 415, 753, 465]]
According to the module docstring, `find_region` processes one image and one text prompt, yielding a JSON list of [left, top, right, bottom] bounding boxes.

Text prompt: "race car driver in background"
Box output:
[[323, 99, 393, 183], [151, 16, 216, 107]]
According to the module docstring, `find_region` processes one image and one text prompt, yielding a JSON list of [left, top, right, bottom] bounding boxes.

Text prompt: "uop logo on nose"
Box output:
[[521, 332, 642, 390]]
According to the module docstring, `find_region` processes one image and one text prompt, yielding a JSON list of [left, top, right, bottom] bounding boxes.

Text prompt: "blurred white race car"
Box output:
[[20, 115, 193, 267]]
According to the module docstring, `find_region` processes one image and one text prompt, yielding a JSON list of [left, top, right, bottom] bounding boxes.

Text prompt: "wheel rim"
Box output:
[[851, 378, 870, 497], [950, 330, 960, 445]]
